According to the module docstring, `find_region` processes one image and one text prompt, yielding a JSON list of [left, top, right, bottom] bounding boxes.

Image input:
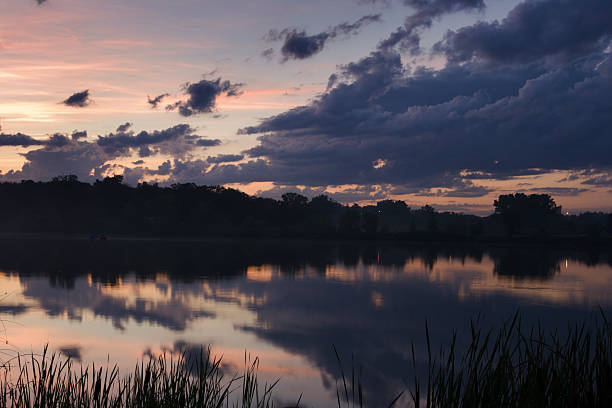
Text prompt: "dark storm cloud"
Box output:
[[226, 49, 612, 190], [7, 0, 612, 196], [195, 139, 222, 147], [326, 73, 338, 90], [97, 124, 193, 150], [138, 146, 153, 157], [116, 122, 132, 132], [201, 0, 612, 191], [339, 48, 405, 79], [377, 0, 484, 54], [61, 90, 92, 107], [47, 133, 71, 147], [0, 304, 28, 315], [0, 132, 44, 147], [267, 14, 382, 61], [4, 141, 110, 182], [71, 130, 87, 140], [435, 0, 612, 64], [96, 123, 219, 157], [0, 129, 71, 150], [1, 124, 219, 183], [153, 160, 172, 175], [206, 154, 243, 163], [278, 31, 328, 60], [165, 78, 243, 117], [147, 93, 169, 108]]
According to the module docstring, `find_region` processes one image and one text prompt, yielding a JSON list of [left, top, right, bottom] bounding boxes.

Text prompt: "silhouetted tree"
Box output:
[[96, 175, 124, 185], [281, 192, 308, 208], [339, 205, 361, 236], [362, 210, 379, 236], [376, 200, 409, 215], [494, 193, 561, 236], [0, 177, 608, 241], [308, 195, 341, 236], [469, 218, 484, 236], [52, 174, 79, 184], [421, 205, 438, 232], [309, 195, 339, 212], [377, 200, 411, 232]]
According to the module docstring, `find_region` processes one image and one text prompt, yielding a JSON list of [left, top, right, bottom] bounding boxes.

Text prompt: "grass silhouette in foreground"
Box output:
[[0, 348, 279, 408], [0, 313, 611, 407], [411, 312, 612, 408]]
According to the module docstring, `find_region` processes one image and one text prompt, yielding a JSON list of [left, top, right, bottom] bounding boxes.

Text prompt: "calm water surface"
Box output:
[[1, 238, 611, 406]]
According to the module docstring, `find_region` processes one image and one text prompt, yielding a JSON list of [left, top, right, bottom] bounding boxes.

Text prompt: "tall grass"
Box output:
[[1, 312, 611, 407], [0, 347, 280, 408], [332, 345, 403, 408], [410, 311, 612, 408]]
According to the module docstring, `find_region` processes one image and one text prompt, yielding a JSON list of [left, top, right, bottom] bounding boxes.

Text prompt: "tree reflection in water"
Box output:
[[0, 238, 611, 406]]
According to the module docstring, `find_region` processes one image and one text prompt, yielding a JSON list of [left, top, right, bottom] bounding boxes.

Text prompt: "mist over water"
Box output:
[[1, 238, 611, 406]]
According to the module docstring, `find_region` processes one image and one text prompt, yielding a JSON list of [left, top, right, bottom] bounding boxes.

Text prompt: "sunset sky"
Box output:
[[1, 0, 611, 214]]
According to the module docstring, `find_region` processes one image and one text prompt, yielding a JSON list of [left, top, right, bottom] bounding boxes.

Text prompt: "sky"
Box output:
[[1, 0, 611, 214]]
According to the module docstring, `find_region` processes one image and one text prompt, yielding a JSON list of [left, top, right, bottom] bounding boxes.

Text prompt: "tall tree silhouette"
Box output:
[[494, 193, 561, 236]]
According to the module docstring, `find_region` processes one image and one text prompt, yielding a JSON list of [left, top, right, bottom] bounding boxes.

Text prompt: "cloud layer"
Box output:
[[179, 0, 612, 196], [378, 0, 485, 53], [147, 93, 169, 108], [231, 50, 612, 191], [0, 132, 45, 147], [4, 0, 612, 207], [1, 124, 220, 182], [267, 14, 382, 61], [164, 78, 243, 117], [434, 0, 612, 64], [61, 90, 92, 108]]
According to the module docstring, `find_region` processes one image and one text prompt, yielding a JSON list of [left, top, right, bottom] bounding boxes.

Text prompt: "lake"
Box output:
[[0, 237, 611, 406]]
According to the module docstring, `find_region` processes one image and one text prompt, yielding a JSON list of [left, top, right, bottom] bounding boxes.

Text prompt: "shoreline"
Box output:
[[0, 231, 610, 249]]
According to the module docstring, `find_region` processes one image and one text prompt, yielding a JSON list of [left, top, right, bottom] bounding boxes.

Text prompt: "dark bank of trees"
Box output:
[[0, 176, 610, 242]]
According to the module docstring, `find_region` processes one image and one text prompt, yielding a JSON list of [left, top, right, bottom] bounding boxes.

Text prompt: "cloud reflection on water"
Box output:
[[0, 239, 611, 406]]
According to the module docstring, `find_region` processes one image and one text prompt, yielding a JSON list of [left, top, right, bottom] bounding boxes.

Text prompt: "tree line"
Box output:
[[0, 175, 610, 241]]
